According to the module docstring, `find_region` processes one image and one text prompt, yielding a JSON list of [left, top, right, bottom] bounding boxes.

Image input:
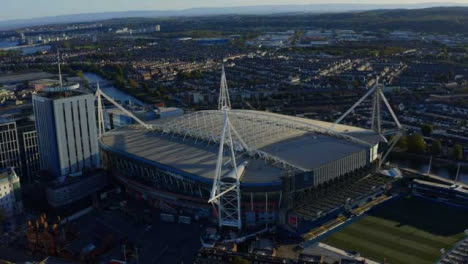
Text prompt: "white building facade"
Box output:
[[33, 92, 100, 179], [0, 168, 22, 217]]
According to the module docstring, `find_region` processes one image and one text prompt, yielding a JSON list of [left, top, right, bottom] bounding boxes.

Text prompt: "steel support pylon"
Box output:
[[95, 83, 151, 138], [329, 77, 404, 167], [209, 65, 242, 230], [96, 82, 106, 137], [371, 86, 382, 134], [216, 110, 242, 229], [218, 64, 231, 110]]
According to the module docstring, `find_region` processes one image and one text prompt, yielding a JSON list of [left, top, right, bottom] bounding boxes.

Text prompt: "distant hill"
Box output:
[[0, 3, 466, 30], [168, 7, 468, 34], [133, 7, 468, 34], [309, 7, 468, 33]]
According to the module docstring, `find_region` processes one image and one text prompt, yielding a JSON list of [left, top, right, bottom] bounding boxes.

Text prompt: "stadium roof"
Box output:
[[100, 110, 381, 184]]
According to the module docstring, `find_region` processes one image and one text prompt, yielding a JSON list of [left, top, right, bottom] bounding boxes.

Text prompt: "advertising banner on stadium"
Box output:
[[288, 215, 298, 227]]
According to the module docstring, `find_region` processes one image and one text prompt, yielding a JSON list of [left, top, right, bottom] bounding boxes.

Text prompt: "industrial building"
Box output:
[[103, 106, 183, 130], [104, 107, 156, 130]]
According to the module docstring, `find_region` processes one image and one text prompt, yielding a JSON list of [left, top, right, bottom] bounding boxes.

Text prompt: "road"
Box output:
[[74, 206, 202, 263]]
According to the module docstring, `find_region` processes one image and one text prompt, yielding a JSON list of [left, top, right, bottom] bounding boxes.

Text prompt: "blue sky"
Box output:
[[1, 0, 466, 21]]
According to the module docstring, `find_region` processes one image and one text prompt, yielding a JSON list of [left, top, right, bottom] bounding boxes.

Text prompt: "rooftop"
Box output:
[[0, 116, 14, 124], [0, 167, 17, 183], [33, 89, 92, 100], [0, 71, 55, 84], [100, 110, 381, 185], [100, 128, 283, 184]]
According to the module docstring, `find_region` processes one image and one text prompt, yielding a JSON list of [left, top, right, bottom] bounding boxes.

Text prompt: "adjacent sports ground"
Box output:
[[323, 196, 468, 264]]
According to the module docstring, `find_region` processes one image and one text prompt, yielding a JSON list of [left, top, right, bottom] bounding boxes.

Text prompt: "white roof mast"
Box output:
[[209, 64, 242, 230]]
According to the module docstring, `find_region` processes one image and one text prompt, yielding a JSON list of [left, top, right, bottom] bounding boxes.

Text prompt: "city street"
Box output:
[[74, 203, 202, 263]]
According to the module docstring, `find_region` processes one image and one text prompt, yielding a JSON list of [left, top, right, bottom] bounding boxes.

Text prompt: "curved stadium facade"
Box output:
[[99, 109, 382, 226]]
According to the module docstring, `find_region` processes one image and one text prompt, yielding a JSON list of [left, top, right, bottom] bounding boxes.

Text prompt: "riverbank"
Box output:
[[390, 151, 468, 167], [83, 72, 145, 106], [389, 152, 468, 183], [0, 40, 51, 55]]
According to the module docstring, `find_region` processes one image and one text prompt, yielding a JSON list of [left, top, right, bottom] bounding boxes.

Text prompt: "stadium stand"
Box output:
[[439, 236, 468, 264], [294, 173, 393, 221]]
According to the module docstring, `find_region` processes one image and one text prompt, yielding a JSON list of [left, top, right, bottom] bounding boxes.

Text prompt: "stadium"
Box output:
[[94, 67, 403, 232], [99, 108, 390, 228]]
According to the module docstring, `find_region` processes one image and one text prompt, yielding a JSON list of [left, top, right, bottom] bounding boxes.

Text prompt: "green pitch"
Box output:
[[323, 196, 468, 264]]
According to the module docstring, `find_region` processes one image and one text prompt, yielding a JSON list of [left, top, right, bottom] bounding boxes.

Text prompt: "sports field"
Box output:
[[323, 196, 468, 264]]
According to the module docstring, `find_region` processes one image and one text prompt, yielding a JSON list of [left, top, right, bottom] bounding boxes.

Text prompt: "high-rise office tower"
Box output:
[[33, 51, 99, 180], [0, 118, 22, 174], [21, 130, 40, 182], [32, 51, 106, 209], [33, 91, 99, 179]]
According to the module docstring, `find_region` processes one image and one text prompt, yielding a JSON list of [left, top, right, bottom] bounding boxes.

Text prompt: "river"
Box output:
[[83, 72, 145, 107], [0, 40, 17, 48], [21, 45, 51, 55], [0, 39, 51, 55]]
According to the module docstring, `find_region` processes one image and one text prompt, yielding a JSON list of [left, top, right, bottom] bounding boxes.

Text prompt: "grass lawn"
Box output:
[[323, 196, 468, 264]]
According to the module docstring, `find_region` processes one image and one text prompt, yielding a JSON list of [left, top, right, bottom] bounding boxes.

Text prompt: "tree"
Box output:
[[396, 135, 407, 150], [437, 74, 449, 83], [129, 79, 139, 89], [407, 134, 426, 154], [75, 70, 84, 78], [420, 124, 433, 137], [61, 41, 71, 49], [455, 98, 467, 107], [352, 78, 361, 89], [452, 144, 463, 160], [232, 256, 250, 264], [432, 140, 442, 155]]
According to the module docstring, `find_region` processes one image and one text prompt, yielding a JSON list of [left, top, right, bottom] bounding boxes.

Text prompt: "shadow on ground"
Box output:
[[368, 196, 468, 236]]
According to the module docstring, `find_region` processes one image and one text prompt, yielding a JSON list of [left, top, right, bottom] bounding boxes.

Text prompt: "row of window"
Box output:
[[313, 150, 367, 185], [57, 98, 99, 177], [0, 126, 21, 172]]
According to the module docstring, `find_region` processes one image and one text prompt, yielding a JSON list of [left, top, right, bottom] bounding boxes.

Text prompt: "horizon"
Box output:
[[1, 0, 467, 23]]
